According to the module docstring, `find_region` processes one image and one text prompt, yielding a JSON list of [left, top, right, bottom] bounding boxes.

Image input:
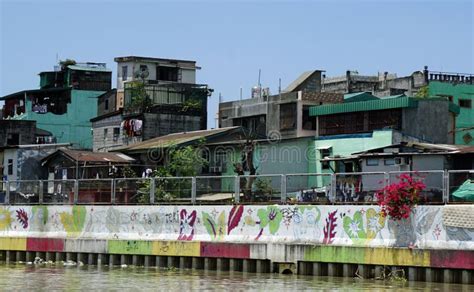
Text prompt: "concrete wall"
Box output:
[[0, 120, 36, 147], [429, 81, 474, 145], [1, 204, 473, 256], [402, 100, 454, 144], [21, 90, 103, 150], [92, 114, 123, 152]]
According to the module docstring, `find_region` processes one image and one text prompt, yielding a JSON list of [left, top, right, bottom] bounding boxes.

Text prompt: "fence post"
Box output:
[[191, 177, 197, 204], [38, 180, 44, 204], [74, 179, 79, 204], [111, 179, 116, 204], [5, 181, 10, 204], [330, 174, 337, 204], [234, 176, 240, 204], [444, 170, 449, 204], [150, 178, 155, 204], [280, 174, 287, 203]]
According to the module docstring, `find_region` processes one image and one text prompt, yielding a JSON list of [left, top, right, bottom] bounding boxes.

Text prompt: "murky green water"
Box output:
[[0, 264, 472, 291]]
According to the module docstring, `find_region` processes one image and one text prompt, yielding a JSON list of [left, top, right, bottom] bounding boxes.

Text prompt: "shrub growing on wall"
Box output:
[[375, 173, 426, 221]]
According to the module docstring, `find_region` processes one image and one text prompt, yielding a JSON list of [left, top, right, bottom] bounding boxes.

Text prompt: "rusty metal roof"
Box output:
[[118, 127, 242, 153], [42, 148, 135, 164]]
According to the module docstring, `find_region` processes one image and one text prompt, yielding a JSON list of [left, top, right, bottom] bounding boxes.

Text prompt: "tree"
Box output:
[[415, 86, 429, 99], [136, 140, 208, 203]]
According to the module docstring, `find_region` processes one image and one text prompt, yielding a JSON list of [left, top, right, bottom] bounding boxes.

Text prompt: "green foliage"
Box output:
[[135, 141, 208, 203], [122, 166, 137, 178], [254, 178, 273, 195], [415, 86, 429, 98], [125, 81, 152, 112], [60, 59, 76, 69], [181, 99, 202, 112]]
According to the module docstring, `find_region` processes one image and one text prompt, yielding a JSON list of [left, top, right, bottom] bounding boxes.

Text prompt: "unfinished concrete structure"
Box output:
[[219, 70, 343, 139], [90, 56, 211, 152]]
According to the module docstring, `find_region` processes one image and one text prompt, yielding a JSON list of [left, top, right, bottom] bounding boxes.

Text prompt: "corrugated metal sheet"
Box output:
[[121, 127, 241, 152], [309, 96, 418, 116]]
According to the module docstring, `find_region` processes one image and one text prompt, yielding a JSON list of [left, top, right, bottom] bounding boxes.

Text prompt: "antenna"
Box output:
[[240, 87, 242, 100], [258, 69, 262, 99], [279, 78, 282, 99]]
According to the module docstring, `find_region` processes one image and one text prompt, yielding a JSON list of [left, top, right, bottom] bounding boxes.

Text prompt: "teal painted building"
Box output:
[[1, 62, 111, 149], [428, 81, 474, 145]]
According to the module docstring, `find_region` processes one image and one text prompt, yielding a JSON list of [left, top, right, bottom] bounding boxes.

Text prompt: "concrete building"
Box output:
[[91, 56, 211, 152], [322, 67, 474, 145], [310, 96, 459, 144], [0, 120, 36, 147], [0, 143, 70, 182], [219, 70, 343, 139], [115, 56, 200, 109], [1, 61, 112, 149]]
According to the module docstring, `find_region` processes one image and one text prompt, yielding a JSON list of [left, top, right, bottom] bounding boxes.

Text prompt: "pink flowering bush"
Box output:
[[376, 173, 426, 221]]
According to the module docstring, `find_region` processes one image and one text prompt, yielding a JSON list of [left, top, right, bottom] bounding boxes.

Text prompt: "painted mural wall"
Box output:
[[1, 205, 473, 251]]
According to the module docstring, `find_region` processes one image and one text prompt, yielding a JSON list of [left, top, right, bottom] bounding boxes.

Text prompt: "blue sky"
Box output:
[[1, 0, 473, 128]]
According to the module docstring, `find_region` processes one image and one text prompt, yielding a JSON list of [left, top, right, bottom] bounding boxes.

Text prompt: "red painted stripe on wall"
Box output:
[[26, 238, 65, 252], [200, 242, 250, 259], [430, 250, 474, 269]]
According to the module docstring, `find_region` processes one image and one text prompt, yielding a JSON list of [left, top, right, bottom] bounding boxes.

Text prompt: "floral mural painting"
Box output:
[[0, 207, 12, 230], [366, 208, 385, 240], [227, 205, 244, 235], [202, 211, 226, 240], [15, 209, 29, 229], [343, 208, 386, 244], [251, 206, 283, 240], [343, 211, 366, 243], [202, 205, 244, 240], [178, 209, 197, 241], [323, 210, 338, 244], [60, 206, 86, 237]]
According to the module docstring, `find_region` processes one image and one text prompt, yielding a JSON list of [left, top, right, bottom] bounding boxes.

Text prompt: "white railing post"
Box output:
[[111, 179, 116, 204], [280, 174, 287, 203], [5, 181, 10, 204], [150, 178, 155, 204], [38, 180, 44, 204], [191, 177, 197, 204], [444, 170, 449, 204], [331, 174, 337, 204], [234, 176, 240, 204], [74, 179, 79, 204]]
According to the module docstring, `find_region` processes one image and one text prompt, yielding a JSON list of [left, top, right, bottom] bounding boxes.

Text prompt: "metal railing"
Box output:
[[0, 170, 473, 205]]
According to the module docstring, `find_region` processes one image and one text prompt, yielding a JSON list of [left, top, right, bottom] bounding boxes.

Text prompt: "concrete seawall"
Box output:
[[1, 205, 473, 283]]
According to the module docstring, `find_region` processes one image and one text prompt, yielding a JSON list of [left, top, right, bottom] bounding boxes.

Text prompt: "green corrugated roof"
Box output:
[[343, 92, 379, 103], [309, 96, 418, 116]]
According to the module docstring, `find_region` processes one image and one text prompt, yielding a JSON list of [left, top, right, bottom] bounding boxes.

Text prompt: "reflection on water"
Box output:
[[0, 264, 472, 291]]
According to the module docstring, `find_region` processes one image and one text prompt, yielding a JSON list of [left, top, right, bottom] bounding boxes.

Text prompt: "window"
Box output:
[[280, 103, 297, 130], [6, 133, 19, 145], [103, 128, 108, 139], [122, 66, 128, 81], [140, 65, 148, 72], [366, 158, 379, 166], [113, 127, 120, 141], [7, 159, 13, 175], [302, 105, 316, 130], [104, 99, 109, 111], [156, 66, 178, 82], [384, 158, 395, 166], [459, 99, 472, 108], [320, 148, 331, 170]]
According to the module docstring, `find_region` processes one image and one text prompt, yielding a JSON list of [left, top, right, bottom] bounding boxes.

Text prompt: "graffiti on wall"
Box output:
[[0, 204, 473, 250]]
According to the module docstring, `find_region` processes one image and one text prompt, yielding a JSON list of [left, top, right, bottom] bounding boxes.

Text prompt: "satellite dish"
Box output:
[[134, 69, 149, 81]]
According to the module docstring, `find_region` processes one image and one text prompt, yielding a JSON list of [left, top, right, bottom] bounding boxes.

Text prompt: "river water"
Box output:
[[0, 264, 472, 291]]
